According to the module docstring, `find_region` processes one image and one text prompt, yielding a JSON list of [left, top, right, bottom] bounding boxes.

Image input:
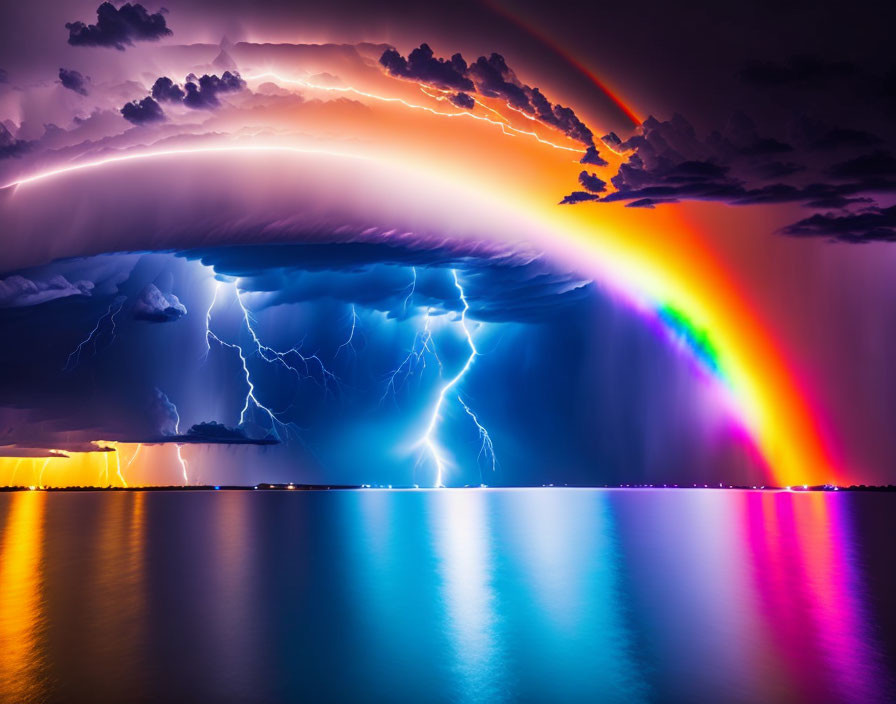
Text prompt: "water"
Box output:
[[0, 488, 893, 703]]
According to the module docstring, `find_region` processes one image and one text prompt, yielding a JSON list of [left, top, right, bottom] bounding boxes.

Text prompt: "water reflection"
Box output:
[[0, 488, 891, 703], [430, 490, 505, 701], [743, 492, 885, 702], [0, 491, 46, 703]]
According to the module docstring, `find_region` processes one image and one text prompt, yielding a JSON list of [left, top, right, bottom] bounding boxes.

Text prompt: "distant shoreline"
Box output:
[[1, 483, 895, 493]]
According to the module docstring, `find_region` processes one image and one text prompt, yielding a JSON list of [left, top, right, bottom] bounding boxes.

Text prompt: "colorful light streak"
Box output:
[[482, 0, 642, 127]]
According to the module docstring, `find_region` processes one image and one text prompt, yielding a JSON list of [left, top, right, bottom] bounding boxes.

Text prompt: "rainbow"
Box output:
[[481, 0, 642, 127], [0, 68, 838, 487]]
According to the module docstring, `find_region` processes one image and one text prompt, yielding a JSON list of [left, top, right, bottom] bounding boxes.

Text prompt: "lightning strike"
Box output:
[[335, 305, 360, 357], [10, 459, 22, 485], [233, 286, 340, 396], [381, 306, 441, 405], [169, 402, 189, 485], [457, 394, 497, 481], [203, 274, 340, 443], [63, 298, 126, 371], [38, 457, 51, 488], [104, 443, 128, 487], [416, 269, 495, 487], [402, 266, 417, 316]]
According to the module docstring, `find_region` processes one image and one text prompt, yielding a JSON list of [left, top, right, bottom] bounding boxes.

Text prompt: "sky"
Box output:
[[1, 0, 894, 487]]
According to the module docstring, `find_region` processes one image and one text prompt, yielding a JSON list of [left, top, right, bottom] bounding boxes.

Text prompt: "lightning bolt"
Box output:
[[202, 281, 222, 360], [126, 443, 142, 472], [233, 286, 340, 397], [202, 274, 340, 442], [381, 306, 441, 405], [243, 72, 585, 154], [10, 459, 22, 485], [63, 298, 125, 371], [416, 269, 496, 487], [167, 400, 189, 485], [402, 266, 417, 316], [113, 449, 127, 487], [38, 457, 51, 488], [335, 305, 360, 358], [457, 394, 497, 482]]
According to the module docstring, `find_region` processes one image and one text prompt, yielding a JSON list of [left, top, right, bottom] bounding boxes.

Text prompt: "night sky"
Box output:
[[2, 0, 895, 487]]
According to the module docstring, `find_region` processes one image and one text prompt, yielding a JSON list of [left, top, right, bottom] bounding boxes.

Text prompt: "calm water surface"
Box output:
[[0, 488, 893, 703]]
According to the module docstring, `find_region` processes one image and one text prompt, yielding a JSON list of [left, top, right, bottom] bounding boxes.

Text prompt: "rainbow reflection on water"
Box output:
[[0, 488, 892, 702]]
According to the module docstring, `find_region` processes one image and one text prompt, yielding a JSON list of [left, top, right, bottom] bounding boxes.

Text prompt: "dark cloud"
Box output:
[[580, 146, 608, 166], [782, 205, 896, 242], [449, 91, 475, 109], [560, 171, 606, 204], [0, 274, 93, 308], [151, 76, 185, 102], [183, 242, 591, 323], [133, 283, 187, 322], [566, 110, 896, 241], [120, 96, 164, 124], [149, 387, 179, 436], [0, 447, 69, 459], [578, 171, 606, 193], [627, 198, 664, 208], [601, 132, 625, 153], [0, 441, 114, 455], [467, 53, 530, 110], [379, 43, 473, 92], [182, 71, 246, 109], [59, 68, 89, 95], [0, 123, 30, 159], [827, 151, 896, 180], [380, 44, 597, 147], [0, 68, 7, 83], [146, 422, 279, 445], [560, 191, 600, 205], [66, 2, 171, 50]]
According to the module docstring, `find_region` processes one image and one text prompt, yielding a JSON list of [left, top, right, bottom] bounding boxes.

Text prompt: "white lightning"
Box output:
[[162, 393, 190, 484], [402, 266, 417, 316], [417, 269, 494, 487], [381, 307, 440, 405], [63, 298, 125, 371], [335, 305, 360, 357], [203, 274, 340, 442], [457, 395, 497, 482], [2, 144, 379, 190], [243, 72, 586, 154], [232, 287, 340, 397]]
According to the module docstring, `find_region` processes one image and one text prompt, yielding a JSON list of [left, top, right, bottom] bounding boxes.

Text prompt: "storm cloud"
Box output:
[[381, 44, 596, 147], [0, 274, 93, 308], [66, 2, 171, 50], [563, 109, 896, 241], [133, 283, 187, 322], [120, 96, 165, 124], [59, 68, 89, 95]]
